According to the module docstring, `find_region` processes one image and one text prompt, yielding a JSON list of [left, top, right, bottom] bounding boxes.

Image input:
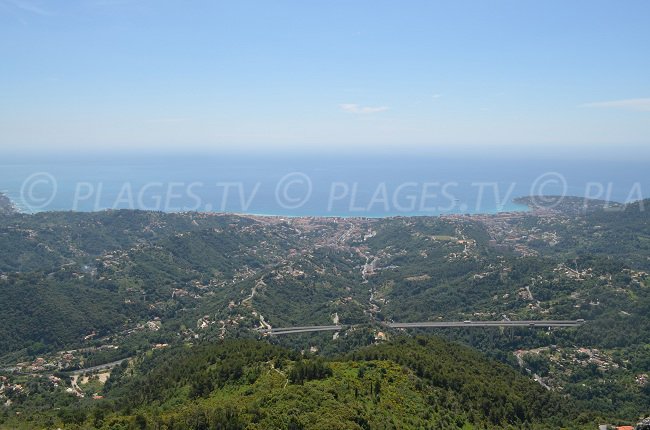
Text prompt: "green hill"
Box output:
[[1, 337, 593, 430], [1, 197, 650, 426]]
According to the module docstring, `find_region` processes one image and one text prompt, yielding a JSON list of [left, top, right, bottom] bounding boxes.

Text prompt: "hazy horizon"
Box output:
[[3, 142, 650, 163]]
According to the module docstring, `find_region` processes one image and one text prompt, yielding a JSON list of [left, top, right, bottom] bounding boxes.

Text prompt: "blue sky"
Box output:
[[1, 0, 649, 157]]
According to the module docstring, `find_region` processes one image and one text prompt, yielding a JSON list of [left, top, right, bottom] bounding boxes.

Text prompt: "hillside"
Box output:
[[1, 196, 649, 426], [0, 193, 16, 215], [0, 338, 591, 429]]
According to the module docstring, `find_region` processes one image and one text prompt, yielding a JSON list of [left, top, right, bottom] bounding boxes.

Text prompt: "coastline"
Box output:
[[1, 190, 630, 219], [0, 190, 533, 219]]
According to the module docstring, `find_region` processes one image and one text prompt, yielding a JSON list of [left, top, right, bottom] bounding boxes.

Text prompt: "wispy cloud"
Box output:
[[339, 103, 389, 114], [581, 98, 650, 112], [4, 0, 52, 16]]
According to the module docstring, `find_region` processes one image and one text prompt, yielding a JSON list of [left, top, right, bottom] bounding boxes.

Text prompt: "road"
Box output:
[[388, 320, 585, 328], [260, 320, 585, 335], [262, 325, 344, 335], [65, 358, 130, 376]]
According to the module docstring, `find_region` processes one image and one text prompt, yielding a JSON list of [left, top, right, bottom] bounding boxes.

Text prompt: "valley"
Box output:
[[1, 194, 649, 428]]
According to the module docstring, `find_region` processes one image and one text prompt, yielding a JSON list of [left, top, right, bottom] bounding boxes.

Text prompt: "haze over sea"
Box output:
[[1, 153, 647, 217]]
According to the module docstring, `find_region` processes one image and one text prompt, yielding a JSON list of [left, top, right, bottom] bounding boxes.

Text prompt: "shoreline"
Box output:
[[0, 197, 532, 220], [0, 191, 628, 220]]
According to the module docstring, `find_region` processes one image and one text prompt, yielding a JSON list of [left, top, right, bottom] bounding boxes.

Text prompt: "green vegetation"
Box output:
[[0, 338, 597, 429], [1, 196, 650, 427]]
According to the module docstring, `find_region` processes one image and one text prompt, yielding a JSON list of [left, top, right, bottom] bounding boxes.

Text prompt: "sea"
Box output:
[[1, 154, 648, 217]]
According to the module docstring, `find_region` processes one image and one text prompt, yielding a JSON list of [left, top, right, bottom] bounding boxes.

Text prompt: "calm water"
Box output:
[[1, 154, 647, 217]]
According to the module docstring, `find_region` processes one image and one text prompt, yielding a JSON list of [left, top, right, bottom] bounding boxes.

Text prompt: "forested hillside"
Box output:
[[0, 338, 595, 429], [1, 195, 649, 427]]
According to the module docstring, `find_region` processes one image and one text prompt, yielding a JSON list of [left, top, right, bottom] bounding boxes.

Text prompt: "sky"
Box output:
[[1, 0, 649, 158]]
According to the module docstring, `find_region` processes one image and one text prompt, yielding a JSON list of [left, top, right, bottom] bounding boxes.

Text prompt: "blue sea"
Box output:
[[1, 154, 648, 217]]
